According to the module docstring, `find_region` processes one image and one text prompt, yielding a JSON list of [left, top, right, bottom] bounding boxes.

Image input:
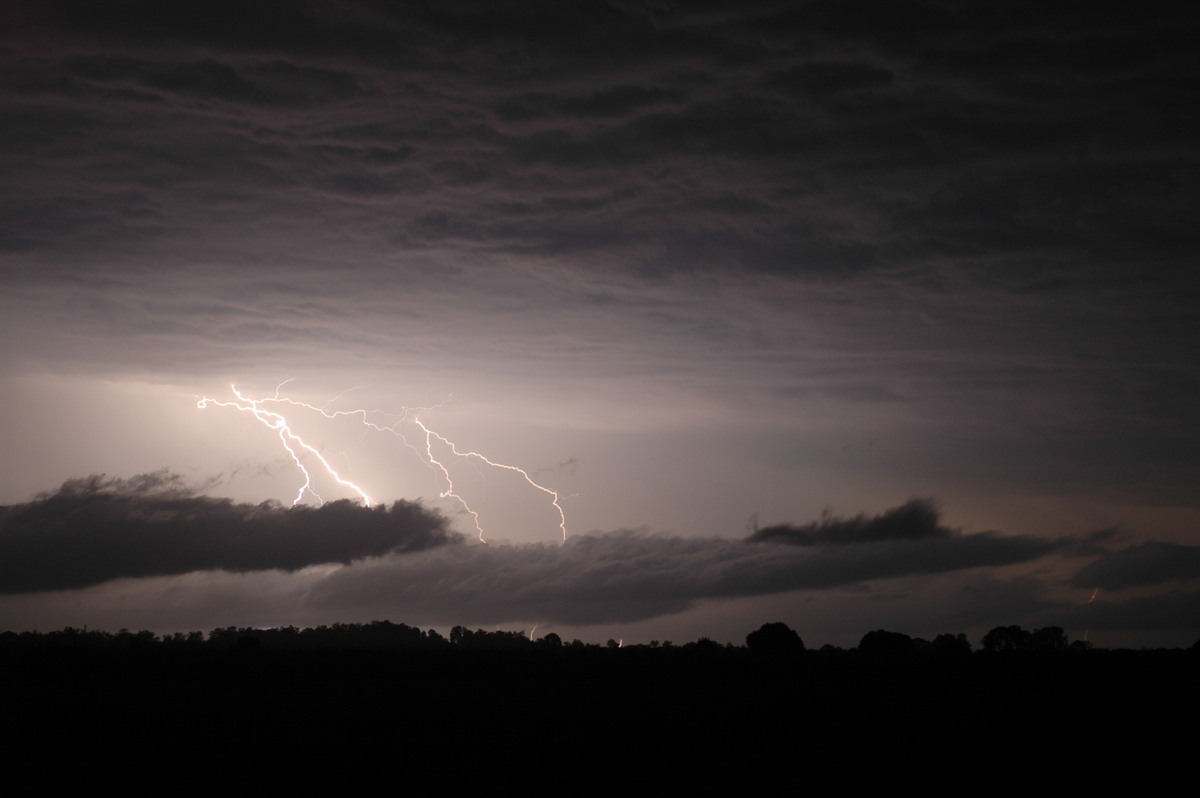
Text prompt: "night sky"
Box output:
[[2, 1, 1198, 647]]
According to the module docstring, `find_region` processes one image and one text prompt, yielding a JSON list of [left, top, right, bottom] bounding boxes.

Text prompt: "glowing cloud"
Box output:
[[197, 386, 374, 506], [198, 383, 569, 542]]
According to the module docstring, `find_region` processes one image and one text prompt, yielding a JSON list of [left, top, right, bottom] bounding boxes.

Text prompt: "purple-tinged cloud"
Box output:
[[0, 472, 458, 593], [306, 516, 1061, 626], [748, 498, 946, 545]]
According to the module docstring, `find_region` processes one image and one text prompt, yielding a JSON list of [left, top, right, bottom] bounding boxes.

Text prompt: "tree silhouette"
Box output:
[[746, 622, 805, 655], [981, 625, 1034, 653], [1031, 626, 1068, 652], [930, 633, 972, 658], [857, 629, 916, 657]]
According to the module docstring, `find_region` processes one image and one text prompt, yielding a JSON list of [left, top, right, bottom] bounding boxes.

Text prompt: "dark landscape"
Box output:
[[4, 620, 1196, 788]]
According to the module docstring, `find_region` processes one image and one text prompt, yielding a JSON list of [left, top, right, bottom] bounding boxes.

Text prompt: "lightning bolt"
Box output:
[[1083, 587, 1100, 647], [415, 417, 568, 543], [198, 383, 570, 542], [197, 386, 373, 507], [410, 416, 487, 541]]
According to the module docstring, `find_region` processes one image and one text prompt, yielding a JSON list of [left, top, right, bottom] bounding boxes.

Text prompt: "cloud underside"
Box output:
[[306, 527, 1057, 625], [4, 1, 1196, 278], [1, 481, 1056, 624], [749, 498, 949, 545], [3, 478, 1197, 633], [0, 473, 457, 593]]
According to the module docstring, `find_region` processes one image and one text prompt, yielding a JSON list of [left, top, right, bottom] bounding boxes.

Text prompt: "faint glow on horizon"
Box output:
[[197, 383, 569, 542]]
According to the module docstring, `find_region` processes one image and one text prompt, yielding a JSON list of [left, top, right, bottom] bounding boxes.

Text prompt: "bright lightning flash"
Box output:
[[415, 417, 568, 543], [197, 384, 570, 543], [197, 386, 373, 507]]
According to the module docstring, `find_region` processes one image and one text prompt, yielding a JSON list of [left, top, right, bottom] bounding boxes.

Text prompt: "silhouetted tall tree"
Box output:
[[1031, 626, 1069, 652], [981, 625, 1034, 653], [858, 629, 916, 657], [746, 622, 805, 655]]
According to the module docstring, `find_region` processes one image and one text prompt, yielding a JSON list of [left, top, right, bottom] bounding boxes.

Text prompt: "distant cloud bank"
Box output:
[[0, 472, 458, 593], [1, 473, 1196, 639]]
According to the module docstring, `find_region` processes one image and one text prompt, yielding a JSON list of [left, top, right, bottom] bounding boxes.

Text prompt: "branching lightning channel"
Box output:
[[414, 418, 568, 543], [198, 384, 570, 543], [197, 386, 373, 507]]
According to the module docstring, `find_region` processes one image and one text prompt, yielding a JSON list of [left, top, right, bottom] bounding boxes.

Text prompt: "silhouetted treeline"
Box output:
[[1, 619, 1194, 658], [2, 620, 1195, 791]]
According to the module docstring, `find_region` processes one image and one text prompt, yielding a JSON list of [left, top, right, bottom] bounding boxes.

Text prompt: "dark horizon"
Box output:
[[4, 615, 1195, 655]]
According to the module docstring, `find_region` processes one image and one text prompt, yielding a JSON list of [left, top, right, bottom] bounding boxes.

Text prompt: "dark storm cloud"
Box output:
[[4, 0, 1196, 280], [749, 498, 947, 545], [0, 472, 458, 593], [1, 1, 1198, 644], [1072, 541, 1200, 590], [0, 476, 1063, 628], [308, 504, 1059, 625], [46, 55, 370, 107], [5, 0, 1196, 449]]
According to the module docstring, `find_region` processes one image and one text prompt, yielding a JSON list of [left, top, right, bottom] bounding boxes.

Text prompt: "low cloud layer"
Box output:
[[0, 475, 1194, 643], [749, 498, 947, 545], [0, 472, 457, 593], [307, 521, 1061, 626], [0, 477, 1055, 622]]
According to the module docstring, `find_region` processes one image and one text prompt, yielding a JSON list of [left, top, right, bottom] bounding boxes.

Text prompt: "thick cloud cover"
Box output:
[[4, 0, 1197, 282], [0, 472, 457, 593], [1, 473, 1195, 643], [4, 0, 1195, 478], [306, 521, 1060, 625], [1, 2, 1197, 645], [0, 476, 1053, 623]]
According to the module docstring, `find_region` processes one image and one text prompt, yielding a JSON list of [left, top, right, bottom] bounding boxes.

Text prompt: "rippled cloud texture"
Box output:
[[1, 2, 1197, 646], [2, 476, 1196, 645]]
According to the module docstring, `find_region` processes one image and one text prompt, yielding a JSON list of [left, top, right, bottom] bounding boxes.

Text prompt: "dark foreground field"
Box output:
[[3, 624, 1195, 791]]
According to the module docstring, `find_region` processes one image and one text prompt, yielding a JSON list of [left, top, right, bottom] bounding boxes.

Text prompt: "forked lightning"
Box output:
[[198, 383, 568, 542]]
